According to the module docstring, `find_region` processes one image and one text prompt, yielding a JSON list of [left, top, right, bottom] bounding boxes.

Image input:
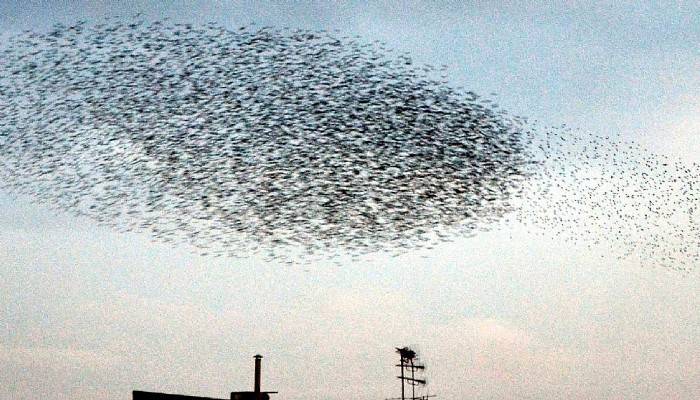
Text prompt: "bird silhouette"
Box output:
[[0, 18, 696, 271]]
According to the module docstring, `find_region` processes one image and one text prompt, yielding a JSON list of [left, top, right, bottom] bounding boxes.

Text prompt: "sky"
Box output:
[[1, 1, 699, 399]]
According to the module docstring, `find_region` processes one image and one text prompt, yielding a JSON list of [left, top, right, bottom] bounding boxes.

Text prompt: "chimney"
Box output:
[[254, 354, 262, 400]]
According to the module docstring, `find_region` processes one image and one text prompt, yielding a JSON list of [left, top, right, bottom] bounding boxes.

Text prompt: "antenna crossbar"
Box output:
[[396, 377, 426, 385]]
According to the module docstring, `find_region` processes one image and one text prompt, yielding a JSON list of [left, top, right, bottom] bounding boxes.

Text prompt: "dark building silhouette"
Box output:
[[133, 391, 271, 400], [133, 355, 276, 400], [230, 392, 271, 400], [133, 391, 228, 400]]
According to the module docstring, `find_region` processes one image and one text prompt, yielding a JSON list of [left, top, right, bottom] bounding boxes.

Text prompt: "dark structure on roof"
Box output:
[[393, 347, 434, 400], [133, 355, 277, 400], [133, 391, 228, 400], [133, 391, 272, 400]]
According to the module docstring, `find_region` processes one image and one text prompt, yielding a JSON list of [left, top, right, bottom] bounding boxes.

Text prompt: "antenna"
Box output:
[[393, 347, 433, 400]]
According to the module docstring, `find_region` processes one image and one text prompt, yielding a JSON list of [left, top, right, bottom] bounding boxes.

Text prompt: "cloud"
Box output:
[[0, 343, 121, 399], [2, 276, 700, 400], [424, 317, 580, 399]]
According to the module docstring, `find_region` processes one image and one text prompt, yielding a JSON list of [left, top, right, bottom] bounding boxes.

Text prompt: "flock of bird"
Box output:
[[518, 124, 699, 273], [0, 19, 696, 271]]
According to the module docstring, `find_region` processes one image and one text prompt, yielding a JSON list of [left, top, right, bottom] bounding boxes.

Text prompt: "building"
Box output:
[[133, 355, 277, 400]]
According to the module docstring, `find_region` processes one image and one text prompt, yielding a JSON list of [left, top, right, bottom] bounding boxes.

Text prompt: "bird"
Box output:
[[0, 18, 697, 271]]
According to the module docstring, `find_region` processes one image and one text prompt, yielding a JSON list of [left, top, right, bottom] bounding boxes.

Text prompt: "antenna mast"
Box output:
[[393, 347, 433, 400]]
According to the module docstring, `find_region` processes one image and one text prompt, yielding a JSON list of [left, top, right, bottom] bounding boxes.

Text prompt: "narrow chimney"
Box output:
[[254, 354, 262, 400]]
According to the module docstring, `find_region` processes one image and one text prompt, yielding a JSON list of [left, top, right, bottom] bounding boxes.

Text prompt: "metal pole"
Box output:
[[254, 354, 262, 400], [400, 356, 405, 400], [411, 359, 415, 400]]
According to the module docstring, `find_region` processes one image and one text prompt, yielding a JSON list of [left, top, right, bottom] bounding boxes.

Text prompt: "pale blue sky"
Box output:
[[1, 2, 699, 399]]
